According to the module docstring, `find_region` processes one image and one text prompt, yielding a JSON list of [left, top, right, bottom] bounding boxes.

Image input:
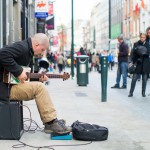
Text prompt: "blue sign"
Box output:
[[35, 12, 48, 18]]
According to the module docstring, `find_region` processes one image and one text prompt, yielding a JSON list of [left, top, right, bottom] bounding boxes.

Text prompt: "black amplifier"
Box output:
[[0, 101, 23, 140]]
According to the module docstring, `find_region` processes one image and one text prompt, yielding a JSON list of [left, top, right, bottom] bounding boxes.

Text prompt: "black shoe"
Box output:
[[111, 84, 120, 88], [59, 119, 66, 125], [142, 92, 146, 97], [120, 85, 127, 89], [44, 119, 72, 135], [128, 93, 133, 97]]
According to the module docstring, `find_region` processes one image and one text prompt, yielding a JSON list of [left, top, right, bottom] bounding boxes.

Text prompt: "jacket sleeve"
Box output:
[[0, 46, 23, 77], [146, 42, 150, 56], [131, 43, 136, 58], [118, 43, 129, 57], [131, 43, 138, 63]]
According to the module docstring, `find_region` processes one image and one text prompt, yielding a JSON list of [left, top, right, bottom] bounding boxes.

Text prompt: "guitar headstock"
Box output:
[[62, 72, 70, 81]]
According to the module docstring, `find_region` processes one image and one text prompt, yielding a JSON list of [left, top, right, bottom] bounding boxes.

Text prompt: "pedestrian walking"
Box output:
[[91, 52, 97, 71], [87, 51, 92, 72], [57, 53, 64, 73], [146, 26, 150, 80], [128, 33, 150, 97], [111, 35, 129, 89], [146, 26, 150, 44], [47, 51, 54, 64], [108, 51, 114, 70], [79, 47, 86, 55]]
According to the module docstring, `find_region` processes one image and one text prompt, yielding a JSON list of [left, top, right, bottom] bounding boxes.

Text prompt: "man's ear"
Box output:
[[34, 41, 39, 46], [35, 43, 39, 46]]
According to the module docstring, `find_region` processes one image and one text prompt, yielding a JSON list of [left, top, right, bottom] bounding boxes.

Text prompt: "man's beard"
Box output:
[[34, 54, 43, 58]]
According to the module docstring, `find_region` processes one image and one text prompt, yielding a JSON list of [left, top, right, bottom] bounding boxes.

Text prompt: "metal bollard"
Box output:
[[100, 56, 108, 102]]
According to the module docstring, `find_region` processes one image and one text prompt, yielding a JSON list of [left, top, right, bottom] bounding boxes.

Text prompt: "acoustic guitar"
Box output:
[[3, 67, 70, 84]]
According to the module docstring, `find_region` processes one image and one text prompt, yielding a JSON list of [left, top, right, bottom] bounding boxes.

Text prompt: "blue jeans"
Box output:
[[116, 62, 128, 86]]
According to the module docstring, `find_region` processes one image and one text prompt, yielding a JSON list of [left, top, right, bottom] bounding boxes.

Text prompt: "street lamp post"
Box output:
[[109, 0, 111, 50], [71, 0, 74, 78]]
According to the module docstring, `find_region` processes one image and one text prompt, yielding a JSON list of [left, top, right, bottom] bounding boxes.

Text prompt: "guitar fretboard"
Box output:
[[30, 73, 63, 79]]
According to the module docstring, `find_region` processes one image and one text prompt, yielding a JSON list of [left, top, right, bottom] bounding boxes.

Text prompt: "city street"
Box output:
[[1, 0, 150, 149], [0, 66, 150, 150]]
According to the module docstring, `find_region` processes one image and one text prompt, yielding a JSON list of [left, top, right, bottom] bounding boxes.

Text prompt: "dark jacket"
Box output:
[[80, 47, 86, 55], [118, 41, 129, 63], [146, 37, 150, 42], [130, 40, 150, 74], [0, 38, 34, 102]]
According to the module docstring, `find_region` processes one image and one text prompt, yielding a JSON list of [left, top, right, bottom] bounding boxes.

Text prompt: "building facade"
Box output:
[[66, 19, 89, 52], [139, 0, 150, 33], [111, 0, 122, 39], [123, 0, 139, 46], [57, 24, 67, 52], [90, 1, 109, 52], [123, 0, 150, 48], [99, 0, 109, 50], [2, 0, 36, 46]]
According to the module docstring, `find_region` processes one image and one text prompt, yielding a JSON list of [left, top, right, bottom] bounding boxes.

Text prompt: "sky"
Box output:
[[54, 0, 100, 25]]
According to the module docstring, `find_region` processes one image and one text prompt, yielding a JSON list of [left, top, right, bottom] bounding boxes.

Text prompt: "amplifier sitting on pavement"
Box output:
[[0, 100, 24, 140]]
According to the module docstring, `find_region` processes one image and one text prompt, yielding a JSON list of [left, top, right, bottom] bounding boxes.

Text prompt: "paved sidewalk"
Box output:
[[0, 67, 150, 150]]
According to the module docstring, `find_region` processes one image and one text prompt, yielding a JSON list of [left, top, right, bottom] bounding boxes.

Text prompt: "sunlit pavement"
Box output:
[[1, 66, 150, 150]]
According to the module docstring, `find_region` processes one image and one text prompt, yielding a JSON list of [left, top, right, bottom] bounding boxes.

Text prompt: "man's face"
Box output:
[[147, 29, 150, 38], [117, 38, 123, 43], [140, 34, 146, 42], [34, 42, 48, 56]]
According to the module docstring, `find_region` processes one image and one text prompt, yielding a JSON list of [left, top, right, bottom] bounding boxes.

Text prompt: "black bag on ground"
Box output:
[[71, 120, 108, 141]]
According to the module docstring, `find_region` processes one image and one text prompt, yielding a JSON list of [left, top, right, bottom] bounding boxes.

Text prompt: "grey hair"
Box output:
[[146, 26, 150, 33], [32, 33, 49, 45], [117, 34, 124, 40]]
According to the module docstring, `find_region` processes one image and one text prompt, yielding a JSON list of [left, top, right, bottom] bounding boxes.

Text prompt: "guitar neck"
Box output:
[[30, 73, 63, 79]]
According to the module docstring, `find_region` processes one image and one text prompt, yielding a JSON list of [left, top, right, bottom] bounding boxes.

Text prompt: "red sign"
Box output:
[[48, 4, 53, 15], [37, 1, 46, 8]]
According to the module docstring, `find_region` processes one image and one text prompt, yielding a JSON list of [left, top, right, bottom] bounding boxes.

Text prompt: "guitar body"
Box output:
[[3, 69, 19, 84], [3, 67, 31, 84]]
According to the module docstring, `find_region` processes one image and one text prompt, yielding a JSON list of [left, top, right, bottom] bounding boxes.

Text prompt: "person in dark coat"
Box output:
[[0, 33, 71, 135], [128, 33, 150, 97], [146, 27, 150, 80], [79, 47, 86, 55], [146, 26, 150, 44]]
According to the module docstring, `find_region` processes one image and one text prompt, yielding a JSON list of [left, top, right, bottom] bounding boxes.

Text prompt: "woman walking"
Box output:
[[128, 33, 150, 97]]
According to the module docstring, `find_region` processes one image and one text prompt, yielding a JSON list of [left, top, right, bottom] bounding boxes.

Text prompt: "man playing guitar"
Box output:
[[0, 33, 71, 135]]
